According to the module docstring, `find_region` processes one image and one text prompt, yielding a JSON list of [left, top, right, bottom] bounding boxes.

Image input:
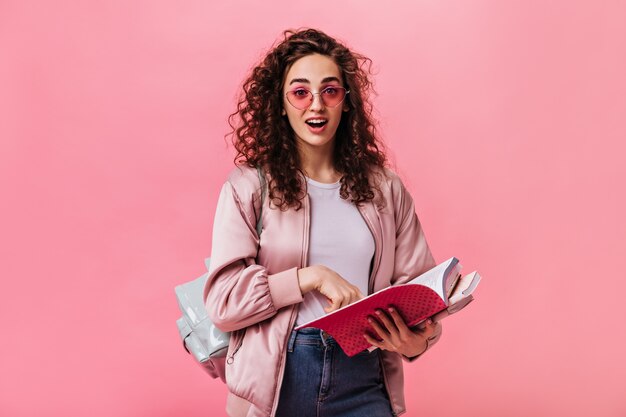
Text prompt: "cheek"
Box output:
[[284, 111, 301, 132], [331, 109, 345, 125]]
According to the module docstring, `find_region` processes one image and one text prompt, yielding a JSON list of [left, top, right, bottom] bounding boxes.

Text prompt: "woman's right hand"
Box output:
[[297, 265, 365, 313]]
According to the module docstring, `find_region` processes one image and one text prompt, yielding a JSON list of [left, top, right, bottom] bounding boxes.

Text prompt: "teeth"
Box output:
[[306, 119, 327, 126]]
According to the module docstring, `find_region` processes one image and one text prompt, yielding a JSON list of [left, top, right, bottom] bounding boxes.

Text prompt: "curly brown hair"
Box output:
[[229, 28, 388, 210]]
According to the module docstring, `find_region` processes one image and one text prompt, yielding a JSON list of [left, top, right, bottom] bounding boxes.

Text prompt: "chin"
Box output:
[[298, 134, 335, 148], [295, 127, 338, 148]]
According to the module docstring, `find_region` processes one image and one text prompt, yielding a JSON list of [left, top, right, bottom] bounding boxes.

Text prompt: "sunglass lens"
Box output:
[[322, 88, 344, 107], [321, 88, 345, 107], [287, 91, 312, 110]]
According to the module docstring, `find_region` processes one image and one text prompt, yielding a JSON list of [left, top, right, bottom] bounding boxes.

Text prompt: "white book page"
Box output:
[[406, 257, 460, 303], [449, 272, 481, 305]]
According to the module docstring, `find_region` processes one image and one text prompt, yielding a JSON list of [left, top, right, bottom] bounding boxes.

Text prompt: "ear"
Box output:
[[281, 108, 287, 116], [343, 105, 349, 112]]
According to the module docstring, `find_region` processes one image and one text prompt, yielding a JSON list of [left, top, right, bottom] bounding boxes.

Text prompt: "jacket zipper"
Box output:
[[226, 329, 245, 365], [357, 202, 382, 295], [270, 194, 309, 416], [358, 202, 398, 416]]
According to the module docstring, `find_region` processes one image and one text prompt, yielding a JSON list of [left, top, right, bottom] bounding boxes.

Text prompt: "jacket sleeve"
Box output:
[[202, 180, 304, 333], [388, 175, 443, 362]]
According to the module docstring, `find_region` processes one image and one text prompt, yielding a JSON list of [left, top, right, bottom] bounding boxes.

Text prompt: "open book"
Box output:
[[295, 257, 481, 357]]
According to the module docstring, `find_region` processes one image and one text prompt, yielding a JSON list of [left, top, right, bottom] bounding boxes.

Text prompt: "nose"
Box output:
[[308, 92, 325, 111]]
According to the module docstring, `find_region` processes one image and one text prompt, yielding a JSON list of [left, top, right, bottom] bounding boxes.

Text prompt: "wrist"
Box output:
[[297, 266, 319, 294], [404, 338, 429, 359], [417, 336, 430, 356]]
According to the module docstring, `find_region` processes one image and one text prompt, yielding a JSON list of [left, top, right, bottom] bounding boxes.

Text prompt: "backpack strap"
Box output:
[[255, 166, 266, 236]]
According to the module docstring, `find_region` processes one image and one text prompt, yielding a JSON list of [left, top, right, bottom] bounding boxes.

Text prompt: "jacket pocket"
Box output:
[[226, 328, 246, 365]]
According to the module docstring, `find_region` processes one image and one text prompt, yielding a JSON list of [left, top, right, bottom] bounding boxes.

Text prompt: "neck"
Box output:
[[297, 138, 341, 183]]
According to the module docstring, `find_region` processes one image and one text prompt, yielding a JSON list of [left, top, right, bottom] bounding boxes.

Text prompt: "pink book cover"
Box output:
[[295, 257, 481, 357]]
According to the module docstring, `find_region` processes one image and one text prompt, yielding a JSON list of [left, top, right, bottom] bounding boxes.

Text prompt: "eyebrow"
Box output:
[[288, 76, 342, 85]]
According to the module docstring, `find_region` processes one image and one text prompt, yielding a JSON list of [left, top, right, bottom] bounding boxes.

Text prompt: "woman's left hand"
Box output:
[[363, 307, 439, 358]]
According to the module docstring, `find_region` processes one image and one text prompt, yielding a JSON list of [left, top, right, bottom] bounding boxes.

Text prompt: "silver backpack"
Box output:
[[175, 167, 266, 379]]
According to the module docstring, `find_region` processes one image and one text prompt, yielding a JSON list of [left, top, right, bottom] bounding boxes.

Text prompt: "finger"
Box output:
[[415, 319, 436, 338], [423, 320, 441, 339], [374, 309, 399, 335], [363, 332, 385, 350], [324, 296, 341, 313], [413, 318, 432, 333], [367, 316, 390, 341], [387, 307, 410, 336], [352, 292, 365, 305], [345, 286, 362, 303], [340, 292, 354, 308]]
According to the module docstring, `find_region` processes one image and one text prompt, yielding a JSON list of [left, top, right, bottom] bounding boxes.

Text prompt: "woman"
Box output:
[[204, 28, 442, 417]]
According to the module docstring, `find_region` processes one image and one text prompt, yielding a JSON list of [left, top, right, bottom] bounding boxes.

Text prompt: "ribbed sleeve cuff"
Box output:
[[267, 267, 304, 310]]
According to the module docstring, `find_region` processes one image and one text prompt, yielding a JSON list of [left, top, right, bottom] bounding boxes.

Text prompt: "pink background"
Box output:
[[1, 1, 625, 416]]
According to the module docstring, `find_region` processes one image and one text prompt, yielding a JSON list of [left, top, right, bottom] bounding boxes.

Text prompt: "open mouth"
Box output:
[[305, 119, 328, 128]]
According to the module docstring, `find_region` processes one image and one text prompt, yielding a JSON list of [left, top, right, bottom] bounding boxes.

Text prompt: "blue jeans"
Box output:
[[275, 327, 394, 417]]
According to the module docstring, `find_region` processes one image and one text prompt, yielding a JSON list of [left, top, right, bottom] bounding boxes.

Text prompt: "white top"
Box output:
[[295, 176, 376, 327]]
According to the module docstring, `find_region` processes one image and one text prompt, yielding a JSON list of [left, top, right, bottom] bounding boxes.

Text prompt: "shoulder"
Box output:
[[368, 166, 421, 232], [226, 164, 263, 194], [369, 166, 412, 207], [221, 164, 265, 223], [380, 167, 407, 193], [225, 164, 268, 204]]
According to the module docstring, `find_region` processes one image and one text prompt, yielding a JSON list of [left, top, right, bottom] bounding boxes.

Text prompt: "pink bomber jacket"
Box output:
[[203, 164, 442, 417]]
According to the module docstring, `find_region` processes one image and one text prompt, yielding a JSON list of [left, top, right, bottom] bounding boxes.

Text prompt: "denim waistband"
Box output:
[[287, 327, 336, 352]]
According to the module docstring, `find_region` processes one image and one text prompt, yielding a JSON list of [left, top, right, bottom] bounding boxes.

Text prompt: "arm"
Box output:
[[203, 179, 304, 333]]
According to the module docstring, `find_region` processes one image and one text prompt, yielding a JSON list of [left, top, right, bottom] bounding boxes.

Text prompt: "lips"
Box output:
[[305, 120, 327, 134], [305, 118, 328, 128]]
